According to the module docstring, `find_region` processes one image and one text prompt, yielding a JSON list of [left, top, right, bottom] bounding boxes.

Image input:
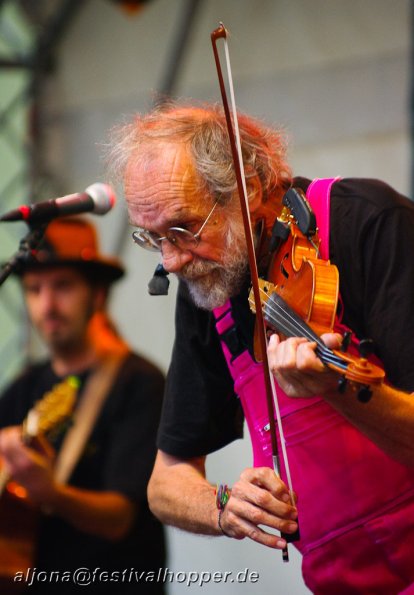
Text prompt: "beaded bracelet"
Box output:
[[215, 484, 231, 537], [215, 483, 231, 510]]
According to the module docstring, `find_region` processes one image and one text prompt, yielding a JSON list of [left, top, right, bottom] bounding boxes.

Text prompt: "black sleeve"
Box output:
[[157, 282, 244, 458], [0, 364, 51, 428], [95, 354, 165, 500], [330, 178, 414, 391], [0, 378, 25, 428], [0, 357, 166, 503]]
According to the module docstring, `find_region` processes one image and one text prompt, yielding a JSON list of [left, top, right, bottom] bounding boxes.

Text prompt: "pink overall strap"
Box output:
[[306, 177, 341, 259]]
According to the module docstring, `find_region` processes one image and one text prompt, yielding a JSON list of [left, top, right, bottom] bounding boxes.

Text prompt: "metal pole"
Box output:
[[113, 0, 204, 257]]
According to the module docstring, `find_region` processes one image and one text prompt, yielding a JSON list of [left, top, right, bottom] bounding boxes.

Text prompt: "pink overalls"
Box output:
[[214, 179, 414, 594]]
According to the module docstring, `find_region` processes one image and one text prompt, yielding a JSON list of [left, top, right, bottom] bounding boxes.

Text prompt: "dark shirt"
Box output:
[[158, 177, 414, 459], [0, 353, 166, 594]]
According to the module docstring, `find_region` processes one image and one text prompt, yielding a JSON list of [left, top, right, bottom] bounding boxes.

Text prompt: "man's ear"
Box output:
[[246, 175, 263, 214]]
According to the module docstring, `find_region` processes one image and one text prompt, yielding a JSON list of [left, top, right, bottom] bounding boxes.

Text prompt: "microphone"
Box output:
[[0, 183, 116, 223]]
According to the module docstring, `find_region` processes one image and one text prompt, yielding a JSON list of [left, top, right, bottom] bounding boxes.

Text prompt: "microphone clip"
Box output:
[[0, 223, 48, 287], [148, 264, 170, 296]]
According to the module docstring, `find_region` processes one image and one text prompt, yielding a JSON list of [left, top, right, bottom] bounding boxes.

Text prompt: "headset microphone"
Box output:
[[148, 263, 170, 295]]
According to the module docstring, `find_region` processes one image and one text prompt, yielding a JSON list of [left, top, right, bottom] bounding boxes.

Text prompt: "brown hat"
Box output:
[[16, 217, 124, 284]]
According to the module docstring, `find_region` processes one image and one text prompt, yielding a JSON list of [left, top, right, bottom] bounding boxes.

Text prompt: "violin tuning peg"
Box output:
[[338, 377, 348, 394], [341, 331, 352, 353], [358, 338, 374, 359], [357, 385, 372, 403]]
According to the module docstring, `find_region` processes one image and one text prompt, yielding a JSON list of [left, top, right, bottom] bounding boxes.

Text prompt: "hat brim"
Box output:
[[13, 257, 125, 284]]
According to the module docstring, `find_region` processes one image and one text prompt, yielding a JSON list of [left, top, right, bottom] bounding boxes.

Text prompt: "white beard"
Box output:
[[178, 220, 249, 310]]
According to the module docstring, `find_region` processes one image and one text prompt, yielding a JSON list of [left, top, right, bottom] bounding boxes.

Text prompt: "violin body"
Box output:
[[267, 222, 339, 337], [251, 215, 385, 391], [254, 218, 339, 361]]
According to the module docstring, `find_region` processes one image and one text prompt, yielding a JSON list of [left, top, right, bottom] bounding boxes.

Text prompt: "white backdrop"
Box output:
[[39, 1, 411, 593]]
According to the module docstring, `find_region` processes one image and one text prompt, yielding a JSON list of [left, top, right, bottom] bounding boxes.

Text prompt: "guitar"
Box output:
[[0, 376, 79, 589]]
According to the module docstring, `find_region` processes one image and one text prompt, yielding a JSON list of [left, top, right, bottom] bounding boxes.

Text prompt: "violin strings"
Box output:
[[264, 297, 347, 371], [249, 289, 317, 342], [251, 289, 348, 372], [267, 293, 323, 343], [263, 293, 347, 370]]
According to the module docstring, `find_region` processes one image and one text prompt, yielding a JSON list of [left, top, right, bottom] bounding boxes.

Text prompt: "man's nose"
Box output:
[[38, 287, 57, 312], [161, 241, 193, 273]]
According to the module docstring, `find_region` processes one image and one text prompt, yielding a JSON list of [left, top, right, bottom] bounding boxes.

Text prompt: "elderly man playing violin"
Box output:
[[108, 100, 414, 595]]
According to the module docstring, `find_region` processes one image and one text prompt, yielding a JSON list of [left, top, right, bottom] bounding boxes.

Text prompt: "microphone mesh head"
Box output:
[[85, 183, 116, 214]]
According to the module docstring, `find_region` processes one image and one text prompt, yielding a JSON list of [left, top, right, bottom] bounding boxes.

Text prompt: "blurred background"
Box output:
[[0, 0, 411, 592]]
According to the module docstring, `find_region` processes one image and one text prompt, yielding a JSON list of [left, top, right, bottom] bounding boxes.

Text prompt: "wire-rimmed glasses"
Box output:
[[131, 200, 219, 252]]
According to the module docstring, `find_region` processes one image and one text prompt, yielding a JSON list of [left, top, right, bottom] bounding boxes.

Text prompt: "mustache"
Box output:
[[177, 259, 224, 280], [40, 312, 67, 324]]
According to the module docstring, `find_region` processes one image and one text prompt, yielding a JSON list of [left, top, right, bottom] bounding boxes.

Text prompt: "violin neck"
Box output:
[[263, 292, 348, 373]]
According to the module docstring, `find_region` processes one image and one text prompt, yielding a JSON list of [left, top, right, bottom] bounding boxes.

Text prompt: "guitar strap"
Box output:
[[54, 351, 127, 485]]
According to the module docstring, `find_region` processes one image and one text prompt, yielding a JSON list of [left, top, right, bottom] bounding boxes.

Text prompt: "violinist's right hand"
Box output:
[[147, 451, 298, 549], [218, 466, 298, 549]]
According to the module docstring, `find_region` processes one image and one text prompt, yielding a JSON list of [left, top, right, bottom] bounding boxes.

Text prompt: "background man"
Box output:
[[0, 217, 166, 594], [107, 101, 414, 594]]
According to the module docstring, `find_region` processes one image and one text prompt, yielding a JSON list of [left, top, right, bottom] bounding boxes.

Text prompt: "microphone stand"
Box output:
[[0, 223, 48, 287]]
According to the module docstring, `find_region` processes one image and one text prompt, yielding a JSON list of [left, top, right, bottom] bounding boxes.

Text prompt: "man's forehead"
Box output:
[[127, 142, 197, 187], [125, 142, 207, 221], [22, 266, 85, 285]]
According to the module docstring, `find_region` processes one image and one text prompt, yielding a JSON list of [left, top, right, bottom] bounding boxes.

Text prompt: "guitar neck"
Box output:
[[0, 376, 79, 498]]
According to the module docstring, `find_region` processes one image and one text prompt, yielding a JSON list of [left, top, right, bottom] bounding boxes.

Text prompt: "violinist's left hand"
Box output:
[[267, 332, 342, 398]]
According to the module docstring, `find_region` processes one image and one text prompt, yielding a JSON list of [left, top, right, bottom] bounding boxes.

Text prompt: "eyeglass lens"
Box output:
[[132, 199, 219, 252], [132, 227, 198, 252]]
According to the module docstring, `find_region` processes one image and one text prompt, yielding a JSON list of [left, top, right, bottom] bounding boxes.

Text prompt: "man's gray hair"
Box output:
[[106, 100, 292, 206]]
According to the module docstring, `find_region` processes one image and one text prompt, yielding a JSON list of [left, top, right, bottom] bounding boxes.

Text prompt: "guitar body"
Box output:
[[0, 376, 78, 591], [0, 481, 38, 592]]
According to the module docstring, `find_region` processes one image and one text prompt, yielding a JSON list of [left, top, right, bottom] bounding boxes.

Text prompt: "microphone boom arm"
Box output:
[[0, 223, 48, 288]]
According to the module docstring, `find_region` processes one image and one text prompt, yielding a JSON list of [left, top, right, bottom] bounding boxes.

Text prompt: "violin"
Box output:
[[250, 190, 385, 400]]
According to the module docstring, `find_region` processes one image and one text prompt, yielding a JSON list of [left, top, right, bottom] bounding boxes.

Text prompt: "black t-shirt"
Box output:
[[0, 353, 166, 594], [158, 177, 414, 459]]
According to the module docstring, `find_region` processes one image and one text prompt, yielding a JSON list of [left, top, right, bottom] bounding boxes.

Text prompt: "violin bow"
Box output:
[[211, 23, 297, 561]]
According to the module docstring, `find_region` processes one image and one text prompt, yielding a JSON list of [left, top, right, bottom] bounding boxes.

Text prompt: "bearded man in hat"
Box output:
[[0, 217, 166, 594]]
